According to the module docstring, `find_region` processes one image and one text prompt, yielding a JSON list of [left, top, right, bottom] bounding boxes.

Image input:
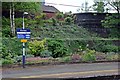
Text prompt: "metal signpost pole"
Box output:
[[22, 13, 25, 68], [16, 12, 29, 68]]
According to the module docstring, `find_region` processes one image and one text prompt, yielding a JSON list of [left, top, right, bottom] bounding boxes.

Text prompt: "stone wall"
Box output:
[[74, 13, 113, 37]]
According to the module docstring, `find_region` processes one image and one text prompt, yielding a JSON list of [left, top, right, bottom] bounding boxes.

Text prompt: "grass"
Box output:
[[30, 25, 97, 40], [29, 24, 119, 41]]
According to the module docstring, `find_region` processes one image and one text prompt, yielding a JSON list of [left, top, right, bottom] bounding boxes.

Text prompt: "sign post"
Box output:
[[17, 28, 31, 68], [16, 12, 29, 68]]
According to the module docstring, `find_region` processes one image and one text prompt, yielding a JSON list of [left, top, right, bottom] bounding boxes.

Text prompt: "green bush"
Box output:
[[64, 40, 88, 54], [2, 26, 12, 37], [64, 17, 73, 25], [52, 18, 57, 26], [102, 14, 119, 28], [43, 19, 53, 25], [82, 53, 96, 62], [101, 14, 120, 38], [103, 44, 118, 52], [47, 40, 68, 58], [91, 40, 119, 53], [2, 59, 14, 65], [40, 13, 47, 20], [109, 28, 120, 38], [56, 13, 64, 20], [28, 39, 47, 57], [2, 38, 22, 59], [2, 17, 12, 37], [41, 50, 52, 58], [82, 49, 96, 62], [55, 13, 64, 26]]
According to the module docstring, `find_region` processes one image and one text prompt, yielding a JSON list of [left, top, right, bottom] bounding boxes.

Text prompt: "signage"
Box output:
[[17, 34, 30, 39], [17, 28, 31, 39], [21, 39, 27, 43]]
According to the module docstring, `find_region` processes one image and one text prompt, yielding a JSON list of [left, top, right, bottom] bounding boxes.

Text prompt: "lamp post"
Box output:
[[23, 12, 28, 29], [22, 12, 28, 68]]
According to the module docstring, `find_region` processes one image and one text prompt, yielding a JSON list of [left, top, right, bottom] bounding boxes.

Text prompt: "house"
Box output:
[[41, 5, 60, 19], [2, 1, 60, 19]]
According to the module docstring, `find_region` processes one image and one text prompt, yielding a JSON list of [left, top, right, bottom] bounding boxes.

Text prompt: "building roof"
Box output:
[[42, 5, 60, 13]]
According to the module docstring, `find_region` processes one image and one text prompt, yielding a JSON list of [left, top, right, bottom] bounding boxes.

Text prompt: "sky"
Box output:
[[45, 0, 94, 13]]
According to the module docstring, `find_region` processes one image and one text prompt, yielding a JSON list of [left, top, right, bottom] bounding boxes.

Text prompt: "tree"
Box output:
[[102, 14, 120, 28], [56, 12, 64, 25], [2, 3, 15, 36], [101, 14, 120, 38], [78, 1, 91, 12], [106, 1, 120, 14], [93, 0, 120, 13], [2, 2, 41, 36], [93, 0, 120, 38], [92, 2, 105, 13], [56, 12, 64, 20]]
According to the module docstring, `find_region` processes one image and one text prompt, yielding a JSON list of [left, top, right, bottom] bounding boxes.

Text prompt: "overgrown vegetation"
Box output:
[[101, 14, 120, 38], [2, 38, 22, 64], [47, 40, 68, 58], [2, 2, 120, 65], [82, 49, 96, 62], [2, 37, 119, 65]]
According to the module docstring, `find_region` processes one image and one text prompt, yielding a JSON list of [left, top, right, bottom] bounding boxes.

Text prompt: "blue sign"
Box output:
[[17, 28, 30, 32], [17, 28, 31, 39], [17, 34, 30, 39]]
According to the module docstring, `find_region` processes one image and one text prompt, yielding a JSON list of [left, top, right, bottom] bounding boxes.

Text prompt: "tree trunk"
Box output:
[[116, 7, 119, 14], [12, 3, 15, 36], [10, 3, 13, 36]]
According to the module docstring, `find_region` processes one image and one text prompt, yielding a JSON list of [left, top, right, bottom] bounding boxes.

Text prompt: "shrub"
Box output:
[[52, 18, 57, 26], [106, 54, 119, 60], [43, 19, 53, 25], [2, 26, 12, 37], [64, 17, 73, 25], [47, 40, 68, 58], [2, 17, 12, 37], [82, 53, 96, 62], [2, 38, 22, 60], [28, 39, 47, 57], [82, 49, 96, 62], [40, 13, 47, 20], [64, 40, 88, 54], [2, 59, 14, 65], [109, 28, 120, 38], [91, 40, 119, 53], [41, 50, 52, 58], [15, 56, 22, 62], [101, 14, 120, 38], [103, 44, 118, 52], [56, 13, 64, 20]]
